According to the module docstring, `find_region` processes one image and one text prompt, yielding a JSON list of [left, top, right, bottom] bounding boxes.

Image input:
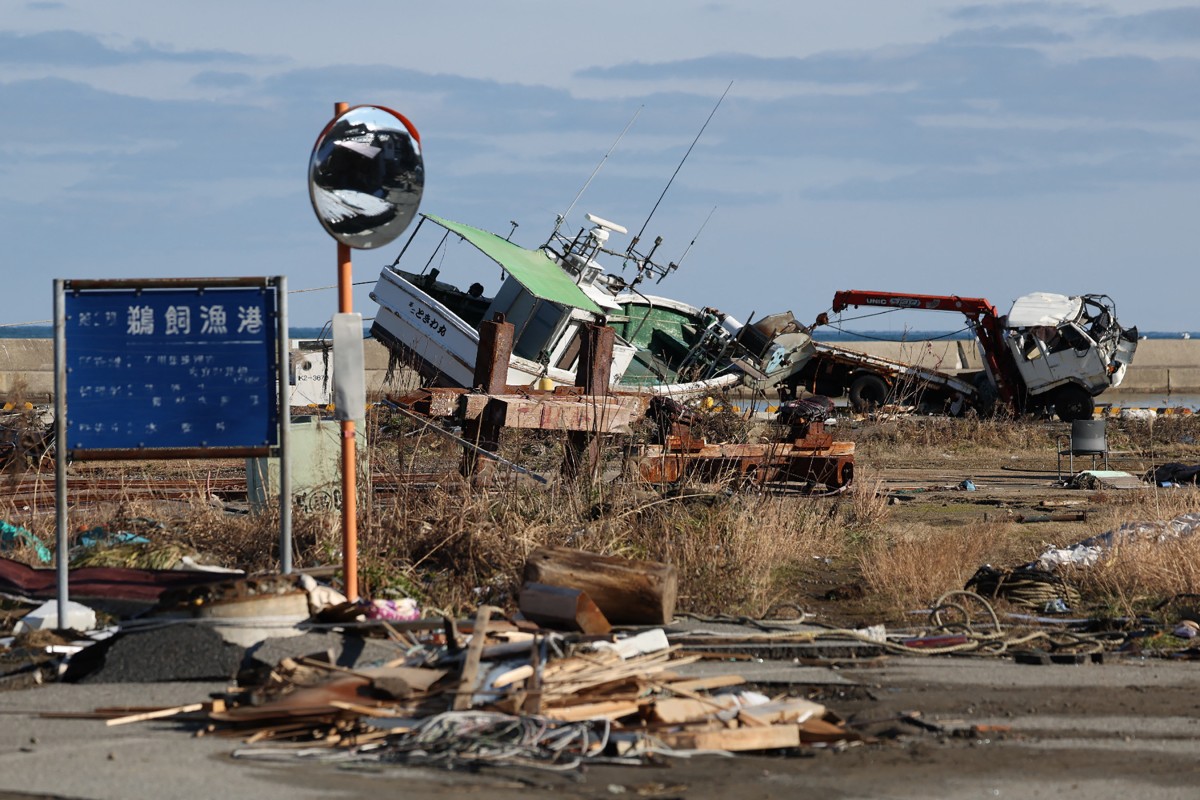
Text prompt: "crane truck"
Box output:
[[788, 290, 1138, 422]]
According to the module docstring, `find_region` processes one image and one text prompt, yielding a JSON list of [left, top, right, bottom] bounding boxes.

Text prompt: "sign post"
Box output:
[[53, 277, 288, 626], [308, 102, 424, 600]]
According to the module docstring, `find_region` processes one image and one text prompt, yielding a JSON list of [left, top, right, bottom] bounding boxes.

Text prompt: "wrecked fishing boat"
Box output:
[[369, 212, 814, 396]]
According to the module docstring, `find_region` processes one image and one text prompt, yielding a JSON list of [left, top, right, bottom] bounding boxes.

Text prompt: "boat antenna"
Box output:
[[630, 81, 732, 249], [550, 106, 642, 242], [665, 205, 716, 282]]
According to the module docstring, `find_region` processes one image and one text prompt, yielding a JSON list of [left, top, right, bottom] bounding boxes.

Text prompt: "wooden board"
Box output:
[[650, 696, 737, 725], [658, 724, 801, 752], [524, 547, 678, 625], [544, 700, 643, 722], [518, 582, 612, 634]]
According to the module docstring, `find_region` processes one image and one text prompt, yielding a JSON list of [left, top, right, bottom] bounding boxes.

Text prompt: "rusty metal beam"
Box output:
[[636, 425, 855, 489], [483, 395, 645, 433], [574, 323, 614, 396], [474, 314, 514, 395]]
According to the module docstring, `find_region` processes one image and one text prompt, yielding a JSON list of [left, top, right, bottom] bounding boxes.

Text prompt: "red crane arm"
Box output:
[[827, 289, 1018, 406], [830, 290, 999, 321]]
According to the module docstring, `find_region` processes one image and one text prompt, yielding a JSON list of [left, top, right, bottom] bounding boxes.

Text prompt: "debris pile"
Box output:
[[158, 607, 861, 766]]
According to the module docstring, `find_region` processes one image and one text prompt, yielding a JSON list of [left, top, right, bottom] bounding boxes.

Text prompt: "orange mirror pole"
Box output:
[[333, 101, 359, 602]]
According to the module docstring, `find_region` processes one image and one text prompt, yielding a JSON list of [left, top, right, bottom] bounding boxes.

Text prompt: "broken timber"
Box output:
[[524, 547, 678, 626]]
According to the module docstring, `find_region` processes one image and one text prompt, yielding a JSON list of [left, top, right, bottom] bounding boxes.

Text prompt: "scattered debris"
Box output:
[[965, 564, 1083, 613], [0, 521, 50, 564], [1064, 470, 1144, 490], [12, 599, 97, 634], [1144, 462, 1200, 486], [0, 556, 234, 612], [78, 610, 865, 766], [1037, 512, 1200, 570]]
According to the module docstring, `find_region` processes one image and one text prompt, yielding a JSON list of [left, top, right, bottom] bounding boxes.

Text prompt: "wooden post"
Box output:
[[474, 313, 513, 395], [563, 323, 614, 480], [575, 322, 613, 396], [462, 314, 513, 482], [453, 605, 495, 710], [523, 546, 678, 625]]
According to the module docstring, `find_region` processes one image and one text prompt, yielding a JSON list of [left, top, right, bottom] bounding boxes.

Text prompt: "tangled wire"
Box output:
[[376, 711, 611, 771]]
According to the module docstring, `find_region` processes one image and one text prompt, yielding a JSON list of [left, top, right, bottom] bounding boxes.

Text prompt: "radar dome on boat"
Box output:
[[585, 213, 627, 234]]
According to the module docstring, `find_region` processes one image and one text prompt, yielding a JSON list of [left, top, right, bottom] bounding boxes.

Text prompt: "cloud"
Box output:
[[190, 71, 256, 89], [948, 2, 1107, 22], [0, 30, 261, 66], [578, 41, 1200, 122], [941, 24, 1072, 44], [1093, 7, 1200, 41], [812, 147, 1200, 202]]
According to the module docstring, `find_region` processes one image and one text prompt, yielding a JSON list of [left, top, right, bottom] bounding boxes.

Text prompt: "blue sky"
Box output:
[[3, 1, 1198, 333]]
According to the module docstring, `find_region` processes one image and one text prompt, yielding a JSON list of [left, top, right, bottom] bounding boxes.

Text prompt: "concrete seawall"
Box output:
[[2, 338, 1197, 404]]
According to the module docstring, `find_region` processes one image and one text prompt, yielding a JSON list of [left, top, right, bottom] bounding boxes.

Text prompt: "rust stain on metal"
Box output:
[[636, 421, 855, 489]]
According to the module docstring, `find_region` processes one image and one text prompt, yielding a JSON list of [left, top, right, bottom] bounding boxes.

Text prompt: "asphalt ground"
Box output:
[[1, 655, 1198, 800]]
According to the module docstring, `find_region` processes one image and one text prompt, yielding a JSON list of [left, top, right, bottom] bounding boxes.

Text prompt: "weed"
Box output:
[[3, 407, 1198, 625], [856, 520, 1012, 616]]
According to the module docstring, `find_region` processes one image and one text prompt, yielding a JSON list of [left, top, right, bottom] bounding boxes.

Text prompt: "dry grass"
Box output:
[[3, 407, 1199, 624], [855, 520, 1015, 614], [1073, 535, 1200, 619], [845, 414, 1056, 462], [1057, 486, 1200, 617], [838, 474, 891, 532], [353, 478, 850, 616]]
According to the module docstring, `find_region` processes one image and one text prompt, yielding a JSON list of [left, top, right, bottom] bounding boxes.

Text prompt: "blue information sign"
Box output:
[[65, 285, 279, 452]]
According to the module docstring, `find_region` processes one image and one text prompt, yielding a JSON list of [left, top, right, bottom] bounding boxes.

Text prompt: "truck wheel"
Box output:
[[1053, 385, 1095, 422], [848, 373, 888, 411], [970, 372, 998, 416]]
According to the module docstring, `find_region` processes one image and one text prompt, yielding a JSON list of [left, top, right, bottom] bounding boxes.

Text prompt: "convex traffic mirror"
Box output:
[[308, 105, 424, 250]]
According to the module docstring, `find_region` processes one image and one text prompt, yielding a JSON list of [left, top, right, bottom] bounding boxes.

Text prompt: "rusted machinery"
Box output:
[[385, 314, 853, 491], [635, 396, 854, 490]]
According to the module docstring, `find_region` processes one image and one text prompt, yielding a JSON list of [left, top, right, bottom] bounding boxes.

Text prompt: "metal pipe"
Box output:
[[52, 280, 68, 629], [338, 240, 359, 601], [334, 99, 359, 602], [276, 276, 293, 574]]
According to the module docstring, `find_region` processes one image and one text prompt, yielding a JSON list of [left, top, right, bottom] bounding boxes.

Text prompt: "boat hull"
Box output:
[[371, 267, 639, 390]]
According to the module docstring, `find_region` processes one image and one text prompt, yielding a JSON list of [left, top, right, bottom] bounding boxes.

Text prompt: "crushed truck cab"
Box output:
[[1004, 292, 1138, 419], [823, 289, 1138, 421]]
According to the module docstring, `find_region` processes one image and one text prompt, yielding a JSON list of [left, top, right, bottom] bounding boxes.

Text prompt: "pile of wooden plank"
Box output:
[[71, 605, 859, 765], [58, 548, 862, 765], [98, 606, 859, 762]]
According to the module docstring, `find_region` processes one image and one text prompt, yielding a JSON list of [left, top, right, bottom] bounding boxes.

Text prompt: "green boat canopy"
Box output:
[[424, 214, 603, 315]]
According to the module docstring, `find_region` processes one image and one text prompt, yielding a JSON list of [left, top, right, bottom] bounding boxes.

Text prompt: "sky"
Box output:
[[3, 1, 1198, 334]]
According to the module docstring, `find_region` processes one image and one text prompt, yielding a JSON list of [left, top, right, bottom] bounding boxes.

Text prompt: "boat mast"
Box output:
[[547, 106, 642, 247], [663, 205, 717, 284], [626, 81, 732, 285]]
